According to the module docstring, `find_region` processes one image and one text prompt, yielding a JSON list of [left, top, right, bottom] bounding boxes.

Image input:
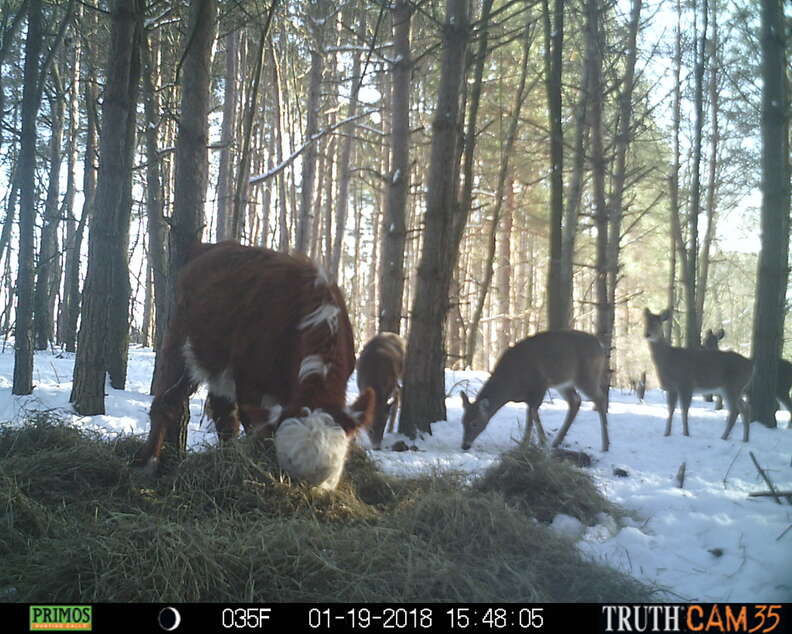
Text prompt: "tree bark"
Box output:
[[70, 0, 142, 413], [750, 0, 789, 427], [34, 64, 64, 350], [216, 30, 238, 241], [13, 0, 43, 395], [295, 0, 328, 254], [543, 0, 565, 330], [378, 0, 412, 334], [399, 0, 468, 437], [150, 0, 217, 453]]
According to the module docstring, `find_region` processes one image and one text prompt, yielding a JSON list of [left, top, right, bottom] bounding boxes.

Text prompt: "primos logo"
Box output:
[[29, 606, 92, 631]]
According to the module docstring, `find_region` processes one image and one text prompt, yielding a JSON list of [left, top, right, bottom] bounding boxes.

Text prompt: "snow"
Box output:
[[1, 344, 790, 602]]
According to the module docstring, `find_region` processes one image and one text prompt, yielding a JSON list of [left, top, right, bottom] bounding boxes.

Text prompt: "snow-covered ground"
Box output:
[[1, 343, 790, 602]]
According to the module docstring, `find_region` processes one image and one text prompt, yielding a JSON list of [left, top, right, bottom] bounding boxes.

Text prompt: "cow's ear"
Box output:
[[350, 387, 376, 429]]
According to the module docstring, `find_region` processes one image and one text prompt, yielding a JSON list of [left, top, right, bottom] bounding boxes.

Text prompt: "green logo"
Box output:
[[29, 606, 92, 631]]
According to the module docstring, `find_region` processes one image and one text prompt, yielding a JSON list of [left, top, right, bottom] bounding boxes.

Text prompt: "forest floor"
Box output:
[[0, 342, 790, 602]]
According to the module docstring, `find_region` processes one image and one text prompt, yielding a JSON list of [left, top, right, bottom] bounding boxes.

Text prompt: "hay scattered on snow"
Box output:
[[0, 414, 658, 602]]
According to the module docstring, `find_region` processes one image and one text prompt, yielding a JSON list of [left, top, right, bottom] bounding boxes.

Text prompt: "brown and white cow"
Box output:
[[134, 241, 375, 489]]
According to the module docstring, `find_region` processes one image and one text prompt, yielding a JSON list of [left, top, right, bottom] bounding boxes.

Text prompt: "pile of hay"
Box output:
[[0, 414, 658, 602]]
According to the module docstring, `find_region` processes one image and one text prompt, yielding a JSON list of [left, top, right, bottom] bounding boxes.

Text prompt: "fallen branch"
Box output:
[[776, 524, 792, 542], [749, 452, 782, 505]]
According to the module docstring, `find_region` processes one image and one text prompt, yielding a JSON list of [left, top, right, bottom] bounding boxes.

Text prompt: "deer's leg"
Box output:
[[578, 378, 610, 452], [533, 406, 547, 446], [523, 405, 547, 447], [664, 390, 677, 436], [714, 394, 723, 410], [551, 387, 582, 448], [721, 392, 749, 442], [206, 394, 240, 443], [135, 372, 197, 472], [523, 405, 534, 445], [777, 390, 792, 415], [386, 384, 401, 434], [679, 389, 693, 436]]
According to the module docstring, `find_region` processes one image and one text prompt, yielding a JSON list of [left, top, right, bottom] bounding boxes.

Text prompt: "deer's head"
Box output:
[[460, 392, 490, 450], [644, 308, 671, 343]]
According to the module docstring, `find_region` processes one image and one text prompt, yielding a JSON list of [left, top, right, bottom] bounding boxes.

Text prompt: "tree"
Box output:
[[399, 0, 469, 437], [71, 0, 142, 414], [750, 0, 789, 427], [150, 0, 217, 454]]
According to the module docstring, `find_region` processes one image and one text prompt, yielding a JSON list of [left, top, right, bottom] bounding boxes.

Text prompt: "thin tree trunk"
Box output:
[[543, 0, 565, 330], [70, 0, 142, 413], [466, 12, 532, 366], [34, 64, 64, 350], [271, 42, 289, 251], [330, 12, 364, 280], [496, 175, 515, 354], [151, 0, 217, 453], [399, 0, 468, 437], [295, 0, 327, 254], [58, 27, 81, 346], [378, 0, 412, 334], [216, 29, 238, 241], [141, 29, 168, 361], [13, 0, 43, 395]]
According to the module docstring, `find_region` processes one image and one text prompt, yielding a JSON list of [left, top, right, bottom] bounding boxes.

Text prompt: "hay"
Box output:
[[474, 442, 616, 523], [0, 415, 658, 603]]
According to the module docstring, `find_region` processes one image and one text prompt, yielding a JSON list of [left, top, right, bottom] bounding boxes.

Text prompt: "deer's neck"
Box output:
[[648, 337, 674, 371], [477, 371, 511, 414]]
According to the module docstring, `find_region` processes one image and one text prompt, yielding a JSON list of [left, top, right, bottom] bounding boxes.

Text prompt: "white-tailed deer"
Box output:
[[704, 326, 792, 414], [643, 308, 753, 441], [460, 330, 610, 452], [356, 332, 405, 449], [702, 328, 725, 409]]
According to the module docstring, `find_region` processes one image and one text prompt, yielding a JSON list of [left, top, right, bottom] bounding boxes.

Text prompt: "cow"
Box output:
[[134, 241, 375, 490]]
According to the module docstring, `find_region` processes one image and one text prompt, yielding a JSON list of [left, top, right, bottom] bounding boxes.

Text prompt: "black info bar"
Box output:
[[5, 602, 791, 634]]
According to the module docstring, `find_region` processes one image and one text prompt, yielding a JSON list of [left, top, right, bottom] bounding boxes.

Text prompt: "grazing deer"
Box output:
[[356, 332, 405, 450], [460, 330, 610, 452], [134, 241, 375, 489], [643, 308, 753, 441], [704, 327, 792, 414]]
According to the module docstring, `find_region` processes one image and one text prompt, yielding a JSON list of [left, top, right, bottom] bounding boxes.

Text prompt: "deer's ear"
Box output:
[[479, 398, 490, 416], [460, 392, 470, 409], [717, 328, 725, 340], [643, 307, 651, 318]]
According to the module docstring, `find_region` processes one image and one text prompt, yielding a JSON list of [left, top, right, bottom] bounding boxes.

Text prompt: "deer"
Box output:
[[702, 328, 726, 409], [134, 241, 376, 490], [703, 326, 792, 415], [643, 308, 753, 442], [356, 332, 405, 450], [460, 330, 611, 453]]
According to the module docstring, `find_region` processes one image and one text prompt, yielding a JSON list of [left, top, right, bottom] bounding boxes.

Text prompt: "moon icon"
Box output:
[[158, 607, 182, 631]]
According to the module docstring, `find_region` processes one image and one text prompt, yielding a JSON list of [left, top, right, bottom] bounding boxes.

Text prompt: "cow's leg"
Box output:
[[135, 371, 197, 472], [205, 394, 240, 443]]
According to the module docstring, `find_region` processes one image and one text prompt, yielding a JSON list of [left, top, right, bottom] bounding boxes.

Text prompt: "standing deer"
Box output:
[[134, 241, 375, 489], [460, 330, 610, 452], [702, 328, 726, 409], [356, 332, 405, 449], [643, 308, 753, 441], [704, 326, 792, 414]]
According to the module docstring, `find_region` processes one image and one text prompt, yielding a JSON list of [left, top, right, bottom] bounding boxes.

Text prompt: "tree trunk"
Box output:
[[151, 0, 217, 453], [58, 27, 82, 347], [399, 0, 468, 437], [34, 64, 64, 350], [13, 0, 43, 395], [70, 0, 143, 413], [330, 13, 364, 280], [686, 0, 708, 348], [141, 29, 168, 359], [378, 0, 412, 334], [750, 0, 789, 427], [496, 175, 515, 353], [216, 30, 238, 241], [543, 0, 565, 330], [295, 0, 327, 254], [466, 12, 532, 366]]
